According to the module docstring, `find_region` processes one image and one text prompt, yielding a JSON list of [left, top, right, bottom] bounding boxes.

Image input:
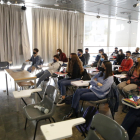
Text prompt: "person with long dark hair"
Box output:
[[57, 53, 84, 106], [57, 48, 68, 62], [64, 61, 113, 119], [114, 49, 125, 65], [97, 53, 108, 71]]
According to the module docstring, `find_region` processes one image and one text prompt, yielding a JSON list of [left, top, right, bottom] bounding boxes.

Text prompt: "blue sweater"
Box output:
[[89, 72, 113, 98], [29, 55, 41, 68]]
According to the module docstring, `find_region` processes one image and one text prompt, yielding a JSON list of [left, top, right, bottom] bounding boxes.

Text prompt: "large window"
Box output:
[[84, 15, 139, 63]]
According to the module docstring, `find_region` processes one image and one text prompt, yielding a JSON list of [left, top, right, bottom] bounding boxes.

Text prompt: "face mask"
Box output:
[[33, 52, 36, 55], [78, 53, 81, 57], [100, 58, 104, 61], [58, 52, 60, 54], [125, 56, 129, 59], [98, 53, 101, 56], [119, 52, 121, 55], [135, 61, 138, 66], [85, 52, 88, 54], [53, 59, 57, 63]]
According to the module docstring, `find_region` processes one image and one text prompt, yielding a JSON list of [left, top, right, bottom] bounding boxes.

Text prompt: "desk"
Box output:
[[40, 118, 85, 140], [85, 67, 99, 73], [71, 80, 90, 87], [113, 74, 127, 79], [5, 69, 37, 111], [54, 72, 68, 76]]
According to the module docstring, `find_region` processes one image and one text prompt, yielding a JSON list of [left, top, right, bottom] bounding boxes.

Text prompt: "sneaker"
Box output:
[[57, 99, 65, 106], [59, 95, 62, 100]]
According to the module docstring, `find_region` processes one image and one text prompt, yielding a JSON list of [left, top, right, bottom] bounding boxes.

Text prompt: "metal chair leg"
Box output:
[[51, 117, 56, 123], [24, 118, 28, 130], [48, 118, 51, 123], [33, 120, 39, 140]]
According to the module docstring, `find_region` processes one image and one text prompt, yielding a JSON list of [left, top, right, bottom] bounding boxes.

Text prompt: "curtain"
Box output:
[[0, 4, 30, 65], [32, 8, 84, 63]]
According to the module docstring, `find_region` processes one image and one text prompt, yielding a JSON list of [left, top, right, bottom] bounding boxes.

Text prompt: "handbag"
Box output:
[[81, 69, 91, 81]]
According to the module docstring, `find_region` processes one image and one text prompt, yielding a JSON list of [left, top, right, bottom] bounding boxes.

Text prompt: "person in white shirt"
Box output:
[[35, 55, 62, 87]]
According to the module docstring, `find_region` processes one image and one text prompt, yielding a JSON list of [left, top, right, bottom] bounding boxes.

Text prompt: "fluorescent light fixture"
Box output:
[[54, 3, 59, 6]]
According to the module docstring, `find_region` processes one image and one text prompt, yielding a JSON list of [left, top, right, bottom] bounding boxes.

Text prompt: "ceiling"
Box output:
[[2, 0, 140, 21]]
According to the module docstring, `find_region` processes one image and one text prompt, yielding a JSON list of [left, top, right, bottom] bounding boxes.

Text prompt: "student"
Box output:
[[92, 49, 104, 67], [111, 47, 118, 56], [83, 48, 90, 65], [57, 53, 84, 106], [121, 107, 140, 140], [118, 57, 140, 98], [64, 61, 113, 119], [114, 49, 125, 65], [35, 55, 62, 87], [77, 49, 85, 66], [97, 53, 108, 71], [132, 47, 139, 55], [113, 51, 133, 84], [57, 49, 68, 62], [26, 48, 41, 72]]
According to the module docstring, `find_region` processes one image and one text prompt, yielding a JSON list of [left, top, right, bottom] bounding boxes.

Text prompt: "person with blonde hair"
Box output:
[[57, 53, 84, 106], [118, 57, 140, 98]]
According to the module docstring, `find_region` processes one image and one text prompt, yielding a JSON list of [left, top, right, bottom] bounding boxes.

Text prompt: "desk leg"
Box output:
[[34, 79, 37, 103], [15, 82, 19, 112], [5, 73, 9, 96]]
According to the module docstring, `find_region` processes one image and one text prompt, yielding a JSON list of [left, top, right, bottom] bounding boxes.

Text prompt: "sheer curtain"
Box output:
[[0, 4, 30, 65], [32, 8, 84, 63]]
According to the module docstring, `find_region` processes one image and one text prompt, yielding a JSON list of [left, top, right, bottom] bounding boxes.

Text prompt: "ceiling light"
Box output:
[[54, 3, 59, 6], [1, 0, 4, 4], [133, 3, 140, 7], [7, 1, 11, 5], [56, 0, 72, 4]]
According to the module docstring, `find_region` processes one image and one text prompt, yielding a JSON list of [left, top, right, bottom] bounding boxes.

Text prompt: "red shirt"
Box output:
[[59, 53, 68, 62], [119, 58, 133, 72]]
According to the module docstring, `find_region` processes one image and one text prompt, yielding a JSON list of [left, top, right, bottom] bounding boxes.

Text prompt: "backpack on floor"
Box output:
[[76, 106, 98, 134]]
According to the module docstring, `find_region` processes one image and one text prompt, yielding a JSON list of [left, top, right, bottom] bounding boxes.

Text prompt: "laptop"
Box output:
[[12, 63, 26, 72]]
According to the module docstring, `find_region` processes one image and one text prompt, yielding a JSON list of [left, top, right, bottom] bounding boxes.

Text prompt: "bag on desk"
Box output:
[[81, 69, 91, 81], [51, 73, 58, 77]]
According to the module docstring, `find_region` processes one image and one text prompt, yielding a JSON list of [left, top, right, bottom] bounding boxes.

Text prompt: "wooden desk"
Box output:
[[5, 69, 37, 111]]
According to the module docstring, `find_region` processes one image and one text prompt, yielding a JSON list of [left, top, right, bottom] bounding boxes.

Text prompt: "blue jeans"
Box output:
[[36, 70, 51, 87], [58, 78, 81, 96], [122, 108, 140, 140], [72, 88, 104, 112]]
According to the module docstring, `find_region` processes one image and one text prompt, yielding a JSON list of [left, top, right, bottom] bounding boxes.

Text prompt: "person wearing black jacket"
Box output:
[[114, 49, 125, 65], [57, 53, 84, 106], [77, 49, 85, 66], [111, 47, 119, 56]]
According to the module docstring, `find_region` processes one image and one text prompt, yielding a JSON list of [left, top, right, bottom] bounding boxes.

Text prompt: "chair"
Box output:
[[40, 113, 129, 140], [23, 85, 59, 140], [85, 113, 129, 140], [0, 61, 9, 70]]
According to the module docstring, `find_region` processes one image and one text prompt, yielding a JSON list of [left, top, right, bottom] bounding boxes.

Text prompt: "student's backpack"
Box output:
[[81, 69, 91, 81], [76, 106, 98, 135]]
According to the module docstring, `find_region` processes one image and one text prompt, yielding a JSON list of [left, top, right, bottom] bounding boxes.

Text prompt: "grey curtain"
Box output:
[[32, 8, 84, 63], [0, 4, 30, 65]]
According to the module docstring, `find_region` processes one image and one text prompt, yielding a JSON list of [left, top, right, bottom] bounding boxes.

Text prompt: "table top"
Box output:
[[55, 72, 68, 75], [71, 80, 90, 87], [122, 100, 140, 109], [40, 118, 85, 140], [85, 67, 99, 72], [113, 74, 127, 79], [5, 69, 37, 81], [13, 88, 42, 98]]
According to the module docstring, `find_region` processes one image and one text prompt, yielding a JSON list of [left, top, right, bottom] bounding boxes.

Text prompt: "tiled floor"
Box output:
[[0, 71, 140, 140]]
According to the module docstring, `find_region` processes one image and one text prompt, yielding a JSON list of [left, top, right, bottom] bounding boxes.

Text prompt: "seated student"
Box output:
[[121, 107, 140, 140], [132, 47, 140, 55], [64, 61, 113, 119], [77, 49, 85, 66], [35, 55, 62, 87], [118, 57, 140, 98], [57, 48, 68, 62], [114, 49, 125, 65], [97, 53, 108, 71], [83, 48, 90, 65], [113, 51, 133, 85], [26, 48, 41, 72], [91, 49, 104, 67], [57, 53, 84, 106], [111, 47, 118, 56]]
